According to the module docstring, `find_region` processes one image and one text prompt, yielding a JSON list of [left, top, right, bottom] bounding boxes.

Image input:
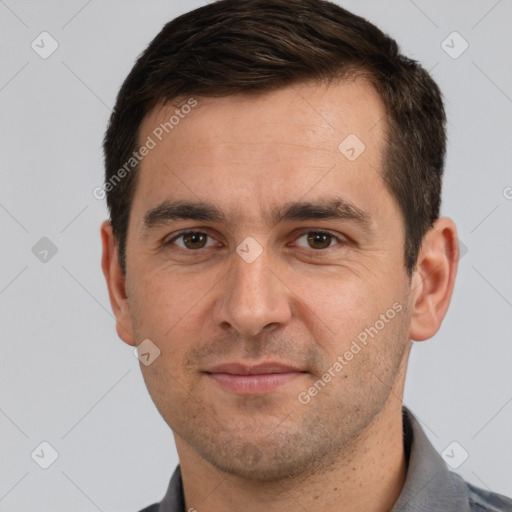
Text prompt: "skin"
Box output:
[[101, 78, 459, 512]]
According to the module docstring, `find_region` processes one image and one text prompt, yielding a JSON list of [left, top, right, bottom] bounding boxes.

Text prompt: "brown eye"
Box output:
[[182, 232, 208, 249], [299, 231, 334, 249], [306, 232, 333, 249], [167, 231, 216, 250], [292, 230, 346, 251]]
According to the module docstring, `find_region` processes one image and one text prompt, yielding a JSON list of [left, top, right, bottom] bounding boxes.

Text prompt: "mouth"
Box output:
[[203, 362, 307, 394]]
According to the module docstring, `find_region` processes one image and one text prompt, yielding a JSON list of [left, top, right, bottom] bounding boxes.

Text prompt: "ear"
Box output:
[[409, 217, 459, 342], [100, 220, 136, 346]]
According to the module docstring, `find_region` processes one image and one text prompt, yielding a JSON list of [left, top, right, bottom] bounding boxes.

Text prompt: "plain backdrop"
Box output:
[[1, 1, 511, 511]]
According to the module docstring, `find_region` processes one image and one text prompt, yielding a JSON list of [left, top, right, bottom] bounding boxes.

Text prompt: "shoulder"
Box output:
[[459, 475, 512, 512], [135, 465, 184, 512], [398, 407, 512, 512], [137, 505, 160, 512]]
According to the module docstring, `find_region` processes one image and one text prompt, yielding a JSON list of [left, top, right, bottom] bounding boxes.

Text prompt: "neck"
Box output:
[[175, 397, 407, 512]]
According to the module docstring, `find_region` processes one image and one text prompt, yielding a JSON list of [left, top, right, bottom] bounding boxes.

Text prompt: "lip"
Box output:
[[205, 362, 303, 375], [204, 362, 306, 394]]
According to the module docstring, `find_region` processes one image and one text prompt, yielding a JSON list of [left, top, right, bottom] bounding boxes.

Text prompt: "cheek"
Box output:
[[129, 268, 204, 338], [129, 272, 214, 384], [287, 269, 392, 344], [131, 278, 198, 399], [138, 359, 189, 435]]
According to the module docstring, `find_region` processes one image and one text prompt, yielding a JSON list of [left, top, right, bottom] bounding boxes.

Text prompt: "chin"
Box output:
[[194, 430, 337, 483]]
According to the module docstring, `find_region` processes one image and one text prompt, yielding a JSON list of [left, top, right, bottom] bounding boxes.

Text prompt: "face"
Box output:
[[119, 79, 415, 480]]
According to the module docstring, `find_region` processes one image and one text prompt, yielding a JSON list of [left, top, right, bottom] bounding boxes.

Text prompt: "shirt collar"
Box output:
[[391, 405, 469, 511]]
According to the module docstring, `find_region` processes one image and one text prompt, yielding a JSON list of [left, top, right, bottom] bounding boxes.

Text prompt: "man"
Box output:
[[100, 0, 512, 510]]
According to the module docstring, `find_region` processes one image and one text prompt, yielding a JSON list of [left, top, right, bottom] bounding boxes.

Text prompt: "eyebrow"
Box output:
[[142, 197, 371, 235]]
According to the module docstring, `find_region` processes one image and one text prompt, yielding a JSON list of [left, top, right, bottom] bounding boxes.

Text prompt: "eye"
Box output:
[[293, 231, 344, 250], [166, 230, 218, 250], [164, 229, 345, 252]]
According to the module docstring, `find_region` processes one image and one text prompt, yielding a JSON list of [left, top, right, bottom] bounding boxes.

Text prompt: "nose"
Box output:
[[213, 246, 292, 337]]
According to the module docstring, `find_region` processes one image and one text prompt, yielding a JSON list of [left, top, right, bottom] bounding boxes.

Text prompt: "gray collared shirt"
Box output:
[[140, 407, 512, 511]]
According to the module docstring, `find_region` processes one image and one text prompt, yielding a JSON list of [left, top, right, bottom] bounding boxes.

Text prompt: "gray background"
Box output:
[[1, 0, 511, 510]]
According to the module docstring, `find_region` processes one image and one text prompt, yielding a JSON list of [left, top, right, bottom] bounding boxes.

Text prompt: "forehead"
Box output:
[[140, 77, 385, 150], [132, 78, 389, 225]]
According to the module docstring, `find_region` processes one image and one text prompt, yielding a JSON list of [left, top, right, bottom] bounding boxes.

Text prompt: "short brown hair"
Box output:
[[103, 0, 446, 276]]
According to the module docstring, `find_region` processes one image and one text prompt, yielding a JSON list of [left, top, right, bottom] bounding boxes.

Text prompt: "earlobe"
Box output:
[[100, 220, 136, 346], [409, 217, 459, 342]]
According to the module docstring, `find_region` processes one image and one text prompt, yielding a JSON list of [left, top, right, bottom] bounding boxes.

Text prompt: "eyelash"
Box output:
[[164, 229, 346, 252]]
